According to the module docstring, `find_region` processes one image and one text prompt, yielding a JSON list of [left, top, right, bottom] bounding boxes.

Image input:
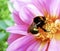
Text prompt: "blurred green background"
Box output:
[[0, 0, 14, 51]]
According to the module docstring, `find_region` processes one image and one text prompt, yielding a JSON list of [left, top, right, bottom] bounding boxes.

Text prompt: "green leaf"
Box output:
[[0, 20, 8, 30], [4, 20, 14, 26], [0, 33, 5, 41]]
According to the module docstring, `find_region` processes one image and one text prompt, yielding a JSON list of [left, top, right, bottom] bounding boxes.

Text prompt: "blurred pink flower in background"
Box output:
[[7, 0, 60, 51]]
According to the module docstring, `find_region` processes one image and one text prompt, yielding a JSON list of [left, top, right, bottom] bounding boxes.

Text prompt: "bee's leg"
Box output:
[[41, 28, 49, 32]]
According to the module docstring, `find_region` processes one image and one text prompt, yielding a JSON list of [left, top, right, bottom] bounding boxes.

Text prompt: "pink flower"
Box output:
[[7, 0, 60, 51]]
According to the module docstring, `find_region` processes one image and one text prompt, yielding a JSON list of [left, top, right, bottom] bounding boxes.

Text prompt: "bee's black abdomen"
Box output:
[[30, 29, 38, 34], [30, 31, 38, 34]]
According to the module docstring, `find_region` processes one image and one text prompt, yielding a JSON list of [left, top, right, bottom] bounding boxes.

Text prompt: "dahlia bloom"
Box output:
[[7, 0, 60, 51]]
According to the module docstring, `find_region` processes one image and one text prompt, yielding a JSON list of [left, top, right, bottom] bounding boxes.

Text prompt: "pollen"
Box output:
[[35, 16, 60, 42]]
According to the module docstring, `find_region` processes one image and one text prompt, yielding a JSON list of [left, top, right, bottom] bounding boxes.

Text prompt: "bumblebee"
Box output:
[[28, 16, 47, 34]]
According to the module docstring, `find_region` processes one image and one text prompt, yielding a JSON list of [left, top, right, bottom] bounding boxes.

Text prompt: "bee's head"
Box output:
[[33, 16, 46, 27], [34, 16, 41, 24], [34, 16, 45, 23]]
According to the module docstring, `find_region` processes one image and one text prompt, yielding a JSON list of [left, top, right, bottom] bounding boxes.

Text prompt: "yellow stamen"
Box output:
[[35, 16, 60, 42]]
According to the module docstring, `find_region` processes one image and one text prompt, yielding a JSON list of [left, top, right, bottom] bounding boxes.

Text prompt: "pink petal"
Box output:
[[10, 0, 52, 15], [10, 0, 32, 4], [27, 41, 40, 51], [26, 4, 43, 16], [10, 0, 53, 25], [7, 34, 23, 45], [6, 25, 29, 35], [10, 0, 32, 12], [19, 5, 43, 25], [13, 0, 26, 12], [6, 36, 37, 51], [50, 0, 60, 16], [19, 7, 34, 25], [32, 0, 52, 14], [48, 39, 60, 51], [32, 42, 40, 51], [10, 0, 15, 2], [12, 10, 28, 25]]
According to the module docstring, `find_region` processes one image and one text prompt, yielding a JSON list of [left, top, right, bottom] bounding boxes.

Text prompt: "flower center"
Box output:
[[36, 19, 56, 41]]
